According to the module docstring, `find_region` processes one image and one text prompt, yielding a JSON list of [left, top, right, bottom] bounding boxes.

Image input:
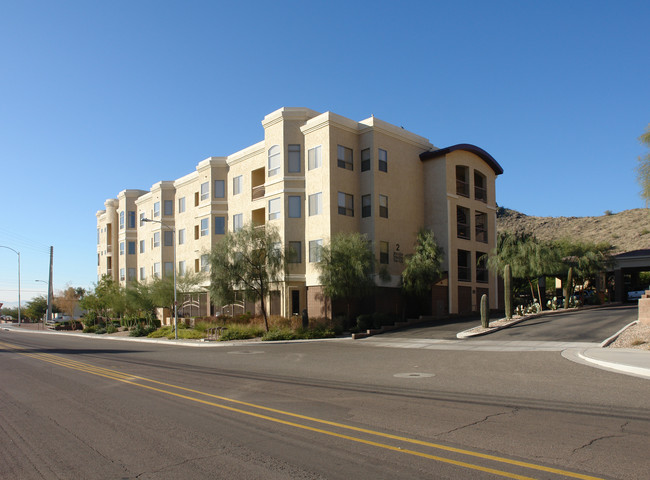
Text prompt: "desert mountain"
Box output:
[[496, 208, 650, 255]]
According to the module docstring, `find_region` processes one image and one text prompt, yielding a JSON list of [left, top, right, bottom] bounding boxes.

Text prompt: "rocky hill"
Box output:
[[496, 208, 650, 255]]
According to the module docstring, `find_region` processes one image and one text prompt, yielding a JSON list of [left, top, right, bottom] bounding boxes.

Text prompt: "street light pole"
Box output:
[[35, 279, 51, 325], [0, 245, 21, 325], [143, 218, 177, 340]]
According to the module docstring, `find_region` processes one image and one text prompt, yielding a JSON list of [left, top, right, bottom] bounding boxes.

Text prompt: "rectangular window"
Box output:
[[308, 145, 322, 170], [456, 165, 470, 197], [164, 200, 173, 216], [164, 230, 173, 246], [178, 197, 186, 213], [153, 201, 160, 217], [476, 252, 488, 283], [128, 211, 136, 229], [153, 231, 160, 248], [128, 241, 136, 255], [178, 228, 185, 245], [195, 258, 200, 273], [214, 179, 225, 198], [139, 240, 145, 254], [153, 262, 161, 278], [457, 206, 470, 239], [308, 192, 322, 216], [119, 211, 125, 229], [200, 182, 209, 201], [362, 194, 371, 218], [119, 268, 125, 281], [140, 212, 145, 226], [201, 254, 210, 272], [128, 268, 136, 281], [214, 216, 225, 235], [195, 191, 199, 206], [119, 241, 125, 255], [309, 239, 323, 263], [379, 195, 388, 218], [97, 228, 100, 245], [361, 148, 370, 172], [200, 218, 209, 236], [338, 192, 354, 216], [139, 267, 146, 281], [337, 145, 353, 170], [380, 241, 389, 265], [458, 250, 471, 282], [474, 171, 487, 202], [475, 211, 488, 243], [233, 175, 242, 195], [288, 195, 301, 218], [268, 197, 281, 221], [179, 260, 186, 276], [288, 144, 301, 173], [194, 225, 199, 240], [288, 241, 302, 263], [378, 149, 388, 172], [268, 146, 281, 177], [233, 213, 243, 232], [164, 262, 173, 277]]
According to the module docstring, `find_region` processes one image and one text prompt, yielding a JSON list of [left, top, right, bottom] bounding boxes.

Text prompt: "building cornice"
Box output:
[[420, 144, 504, 176], [228, 140, 265, 166], [358, 116, 433, 149], [301, 111, 360, 136], [262, 107, 321, 129]]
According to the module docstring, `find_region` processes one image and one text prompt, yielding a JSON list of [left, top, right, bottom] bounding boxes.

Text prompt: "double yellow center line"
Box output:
[[1, 340, 605, 480]]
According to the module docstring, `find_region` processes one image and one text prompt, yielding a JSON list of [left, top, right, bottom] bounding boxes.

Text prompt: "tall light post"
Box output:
[[35, 279, 52, 324], [143, 218, 177, 340], [0, 246, 20, 325]]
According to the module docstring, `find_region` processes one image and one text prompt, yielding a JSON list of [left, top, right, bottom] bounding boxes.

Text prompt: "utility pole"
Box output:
[[47, 246, 53, 323]]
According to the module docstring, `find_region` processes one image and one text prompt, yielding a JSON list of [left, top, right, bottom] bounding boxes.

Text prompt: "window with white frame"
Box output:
[[139, 240, 145, 253], [308, 192, 322, 216], [119, 268, 125, 281], [268, 145, 281, 177], [153, 231, 160, 248], [140, 212, 145, 226], [164, 200, 173, 216], [178, 228, 185, 245], [233, 213, 243, 232], [153, 262, 161, 278], [164, 262, 173, 277], [200, 182, 209, 201], [119, 242, 125, 255], [378, 148, 388, 172], [214, 216, 225, 235], [288, 195, 301, 218], [139, 267, 146, 281], [128, 241, 136, 255], [153, 201, 160, 217], [288, 144, 301, 173], [309, 239, 323, 263], [128, 268, 136, 281], [178, 260, 186, 276], [178, 197, 186, 213], [214, 179, 225, 198], [233, 175, 242, 195], [128, 211, 136, 228], [338, 192, 354, 216], [268, 197, 281, 220], [337, 145, 353, 170], [200, 218, 209, 236], [119, 211, 125, 229], [308, 145, 321, 170], [200, 254, 210, 272], [379, 195, 388, 218]]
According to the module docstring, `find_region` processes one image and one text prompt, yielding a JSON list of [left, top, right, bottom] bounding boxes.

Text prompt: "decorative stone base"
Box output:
[[638, 290, 650, 325]]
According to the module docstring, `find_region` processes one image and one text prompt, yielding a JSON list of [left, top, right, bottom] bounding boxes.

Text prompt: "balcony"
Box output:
[[251, 167, 265, 200], [252, 184, 265, 200]]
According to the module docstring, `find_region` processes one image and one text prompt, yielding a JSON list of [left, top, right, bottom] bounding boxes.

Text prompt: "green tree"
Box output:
[[635, 124, 650, 205], [552, 239, 614, 295], [146, 272, 205, 323], [24, 296, 49, 321], [79, 275, 123, 320], [208, 223, 285, 332], [401, 229, 444, 297], [317, 232, 377, 326]]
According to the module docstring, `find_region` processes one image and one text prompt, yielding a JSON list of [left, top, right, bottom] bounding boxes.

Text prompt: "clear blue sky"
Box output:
[[1, 0, 649, 306]]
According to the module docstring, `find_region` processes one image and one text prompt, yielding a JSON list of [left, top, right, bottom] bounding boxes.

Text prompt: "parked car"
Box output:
[[627, 288, 647, 301]]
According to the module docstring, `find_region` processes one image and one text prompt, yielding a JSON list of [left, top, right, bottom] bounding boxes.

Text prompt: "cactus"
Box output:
[[564, 267, 574, 309], [480, 294, 489, 328], [504, 264, 512, 319]]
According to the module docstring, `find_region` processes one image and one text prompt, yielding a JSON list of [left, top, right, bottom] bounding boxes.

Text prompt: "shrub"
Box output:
[[82, 311, 98, 328], [106, 324, 117, 334], [130, 323, 158, 337], [357, 314, 373, 331], [261, 328, 297, 341], [95, 327, 107, 334], [219, 323, 265, 341], [83, 325, 97, 333]]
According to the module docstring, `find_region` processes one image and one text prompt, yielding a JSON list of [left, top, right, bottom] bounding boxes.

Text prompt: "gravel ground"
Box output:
[[608, 322, 650, 350]]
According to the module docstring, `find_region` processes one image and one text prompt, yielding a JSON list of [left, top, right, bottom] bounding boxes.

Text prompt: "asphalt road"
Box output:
[[1, 324, 649, 480]]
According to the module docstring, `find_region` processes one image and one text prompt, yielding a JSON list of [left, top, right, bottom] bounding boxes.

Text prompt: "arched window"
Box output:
[[268, 145, 281, 177]]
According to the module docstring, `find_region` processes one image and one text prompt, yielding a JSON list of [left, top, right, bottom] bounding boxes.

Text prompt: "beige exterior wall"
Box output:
[[96, 107, 502, 319]]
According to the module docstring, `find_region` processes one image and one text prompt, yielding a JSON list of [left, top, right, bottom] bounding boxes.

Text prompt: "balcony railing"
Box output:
[[252, 185, 265, 200]]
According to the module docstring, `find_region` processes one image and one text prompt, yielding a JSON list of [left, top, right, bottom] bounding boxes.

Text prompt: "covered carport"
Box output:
[[612, 249, 650, 302]]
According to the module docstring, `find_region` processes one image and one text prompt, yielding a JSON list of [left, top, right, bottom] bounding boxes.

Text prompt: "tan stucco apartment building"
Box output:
[[96, 107, 503, 320]]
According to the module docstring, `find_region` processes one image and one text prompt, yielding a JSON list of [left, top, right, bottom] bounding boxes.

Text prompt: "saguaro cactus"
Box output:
[[504, 264, 512, 319], [564, 267, 574, 309], [480, 294, 489, 328]]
